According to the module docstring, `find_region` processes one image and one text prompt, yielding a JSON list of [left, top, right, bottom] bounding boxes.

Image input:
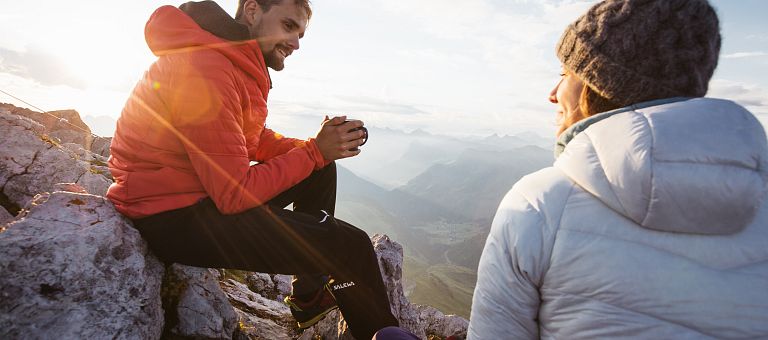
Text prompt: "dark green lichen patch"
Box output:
[[221, 269, 251, 285]]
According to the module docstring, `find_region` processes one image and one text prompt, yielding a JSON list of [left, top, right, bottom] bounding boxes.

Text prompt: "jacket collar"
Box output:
[[176, 1, 274, 89], [554, 97, 690, 158]]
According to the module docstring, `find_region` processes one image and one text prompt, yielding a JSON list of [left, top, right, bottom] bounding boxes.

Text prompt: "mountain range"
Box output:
[[340, 126, 552, 189], [333, 131, 554, 317]]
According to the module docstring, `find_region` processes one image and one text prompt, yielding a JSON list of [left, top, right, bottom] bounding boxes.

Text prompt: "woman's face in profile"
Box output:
[[549, 67, 585, 134]]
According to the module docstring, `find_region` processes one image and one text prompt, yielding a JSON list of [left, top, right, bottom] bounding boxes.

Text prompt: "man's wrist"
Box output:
[[305, 138, 331, 169]]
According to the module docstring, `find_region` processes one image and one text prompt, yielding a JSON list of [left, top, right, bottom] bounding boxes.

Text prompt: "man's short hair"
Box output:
[[235, 0, 312, 21]]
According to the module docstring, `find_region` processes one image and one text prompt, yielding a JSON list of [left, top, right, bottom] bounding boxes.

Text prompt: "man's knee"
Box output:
[[316, 161, 336, 180], [331, 218, 372, 250]]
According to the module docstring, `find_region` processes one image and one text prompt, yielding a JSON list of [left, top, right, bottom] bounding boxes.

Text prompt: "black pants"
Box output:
[[133, 163, 398, 339]]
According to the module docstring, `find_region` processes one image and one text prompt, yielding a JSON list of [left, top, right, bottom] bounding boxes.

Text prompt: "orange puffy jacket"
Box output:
[[107, 6, 327, 219]]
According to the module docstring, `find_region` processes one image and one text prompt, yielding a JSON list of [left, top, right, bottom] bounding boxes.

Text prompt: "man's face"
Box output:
[[246, 1, 308, 71]]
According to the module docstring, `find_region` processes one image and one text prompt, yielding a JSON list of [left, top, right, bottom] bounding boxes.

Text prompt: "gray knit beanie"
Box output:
[[556, 0, 721, 108]]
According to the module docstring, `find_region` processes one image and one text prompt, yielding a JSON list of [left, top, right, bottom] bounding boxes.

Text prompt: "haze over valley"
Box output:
[[332, 127, 553, 317]]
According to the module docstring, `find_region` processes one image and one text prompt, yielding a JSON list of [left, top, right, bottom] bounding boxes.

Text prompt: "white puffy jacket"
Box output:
[[468, 98, 768, 339]]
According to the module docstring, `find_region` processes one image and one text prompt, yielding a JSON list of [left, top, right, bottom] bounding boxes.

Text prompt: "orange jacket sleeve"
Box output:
[[169, 57, 326, 214], [251, 127, 306, 161]]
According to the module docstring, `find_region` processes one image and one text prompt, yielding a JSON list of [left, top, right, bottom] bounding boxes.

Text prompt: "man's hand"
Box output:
[[315, 116, 367, 161]]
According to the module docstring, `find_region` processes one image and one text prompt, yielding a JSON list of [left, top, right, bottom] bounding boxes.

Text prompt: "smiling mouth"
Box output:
[[277, 46, 291, 58]]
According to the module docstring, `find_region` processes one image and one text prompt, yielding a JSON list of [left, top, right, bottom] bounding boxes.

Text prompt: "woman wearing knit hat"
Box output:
[[468, 0, 768, 339]]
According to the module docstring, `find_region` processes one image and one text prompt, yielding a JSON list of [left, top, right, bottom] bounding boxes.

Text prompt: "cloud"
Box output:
[[365, 0, 597, 113], [746, 34, 768, 42], [709, 79, 768, 115], [371, 0, 595, 67], [722, 51, 768, 59], [333, 95, 429, 116], [0, 46, 86, 89], [268, 95, 427, 119], [371, 0, 592, 41]]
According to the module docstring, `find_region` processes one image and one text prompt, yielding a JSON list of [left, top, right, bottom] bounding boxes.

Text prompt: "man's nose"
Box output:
[[287, 35, 300, 51]]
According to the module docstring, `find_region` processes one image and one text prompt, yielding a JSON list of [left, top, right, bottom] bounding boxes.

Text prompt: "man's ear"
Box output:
[[241, 0, 264, 26]]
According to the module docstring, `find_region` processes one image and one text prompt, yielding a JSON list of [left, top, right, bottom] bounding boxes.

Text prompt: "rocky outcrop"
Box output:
[[0, 104, 469, 339], [0, 205, 12, 224], [0, 103, 96, 149], [416, 305, 469, 339], [90, 135, 113, 158], [374, 234, 425, 336], [164, 265, 239, 339], [0, 111, 111, 215], [299, 235, 468, 340], [244, 272, 293, 303], [375, 235, 467, 338], [223, 279, 300, 339], [0, 192, 165, 339]]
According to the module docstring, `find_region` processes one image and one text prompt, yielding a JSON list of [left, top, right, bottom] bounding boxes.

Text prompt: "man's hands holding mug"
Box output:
[[315, 115, 369, 161]]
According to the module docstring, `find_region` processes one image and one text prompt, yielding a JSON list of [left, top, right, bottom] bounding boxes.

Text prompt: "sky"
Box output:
[[0, 0, 766, 138]]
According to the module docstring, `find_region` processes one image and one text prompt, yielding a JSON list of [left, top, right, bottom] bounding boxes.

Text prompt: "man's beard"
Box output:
[[264, 49, 285, 71]]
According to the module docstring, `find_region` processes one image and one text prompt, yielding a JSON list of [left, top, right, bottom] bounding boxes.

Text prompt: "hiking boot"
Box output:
[[284, 281, 339, 329]]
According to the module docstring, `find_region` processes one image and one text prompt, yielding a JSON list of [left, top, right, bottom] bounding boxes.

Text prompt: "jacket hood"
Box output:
[[555, 98, 768, 235], [144, 5, 268, 86]]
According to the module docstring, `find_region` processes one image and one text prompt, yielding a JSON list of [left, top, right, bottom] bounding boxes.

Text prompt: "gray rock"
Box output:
[[222, 279, 297, 340], [373, 234, 425, 338], [0, 192, 164, 339], [51, 128, 91, 148], [90, 136, 112, 158], [52, 182, 88, 194], [0, 104, 111, 157], [300, 310, 355, 340], [61, 142, 112, 181], [243, 272, 291, 302], [0, 112, 112, 208], [0, 205, 12, 224], [416, 305, 469, 339], [62, 142, 109, 165], [247, 272, 275, 297], [166, 265, 239, 339], [273, 274, 293, 300], [0, 104, 94, 148], [234, 310, 293, 340], [0, 112, 45, 189]]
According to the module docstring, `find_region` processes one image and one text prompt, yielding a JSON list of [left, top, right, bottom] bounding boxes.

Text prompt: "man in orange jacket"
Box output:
[[106, 1, 398, 338]]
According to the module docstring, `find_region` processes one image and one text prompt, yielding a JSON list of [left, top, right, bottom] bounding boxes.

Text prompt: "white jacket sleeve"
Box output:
[[468, 184, 555, 340]]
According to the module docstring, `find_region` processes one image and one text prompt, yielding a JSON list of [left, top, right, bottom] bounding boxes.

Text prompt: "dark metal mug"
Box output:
[[346, 122, 368, 151]]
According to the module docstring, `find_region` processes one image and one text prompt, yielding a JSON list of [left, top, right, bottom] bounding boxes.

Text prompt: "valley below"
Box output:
[[333, 128, 554, 318]]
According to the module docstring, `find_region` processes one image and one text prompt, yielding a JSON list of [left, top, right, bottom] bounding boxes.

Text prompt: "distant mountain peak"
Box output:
[[409, 128, 431, 136]]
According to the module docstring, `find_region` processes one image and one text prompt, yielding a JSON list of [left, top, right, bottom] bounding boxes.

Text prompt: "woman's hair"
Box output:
[[580, 85, 620, 118], [557, 84, 621, 136]]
